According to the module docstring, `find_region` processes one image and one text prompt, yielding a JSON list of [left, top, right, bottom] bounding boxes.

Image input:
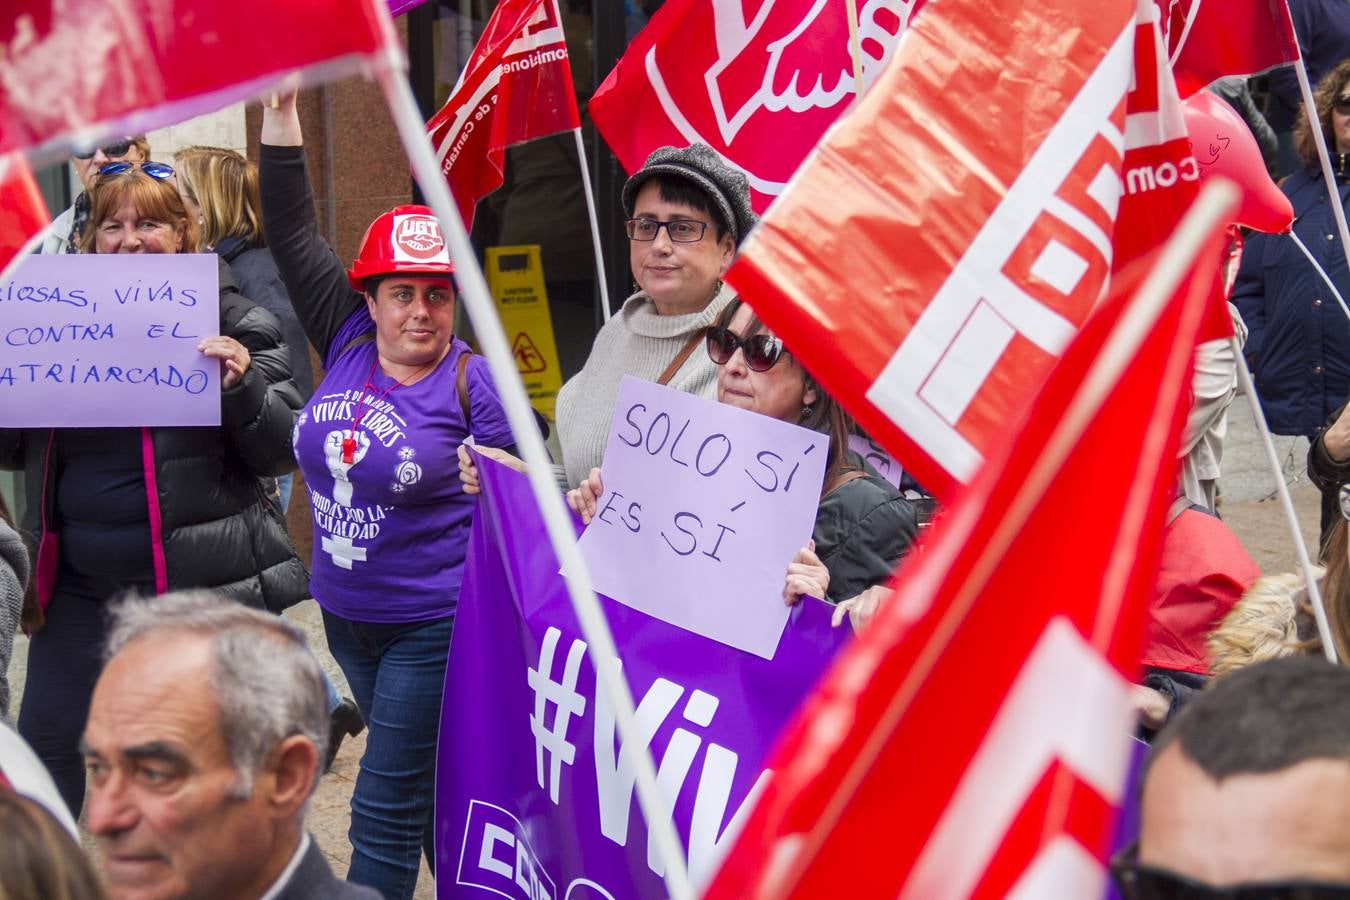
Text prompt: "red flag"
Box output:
[[426, 0, 581, 228], [704, 189, 1232, 900], [0, 154, 50, 278], [590, 0, 927, 212], [0, 0, 397, 161], [1157, 0, 1300, 98], [725, 0, 1139, 500]]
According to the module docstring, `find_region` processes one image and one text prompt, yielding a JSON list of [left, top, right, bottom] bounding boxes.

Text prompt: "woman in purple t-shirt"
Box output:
[[259, 94, 515, 899]]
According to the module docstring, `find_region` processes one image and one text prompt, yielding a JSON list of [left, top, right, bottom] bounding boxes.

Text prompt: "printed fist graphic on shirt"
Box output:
[[324, 430, 370, 507]]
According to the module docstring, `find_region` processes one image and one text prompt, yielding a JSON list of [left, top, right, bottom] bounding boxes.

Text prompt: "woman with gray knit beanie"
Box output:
[[0, 495, 28, 721], [459, 142, 758, 492]]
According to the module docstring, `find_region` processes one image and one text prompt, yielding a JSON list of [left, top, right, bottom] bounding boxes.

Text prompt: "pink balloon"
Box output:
[[1181, 90, 1294, 233]]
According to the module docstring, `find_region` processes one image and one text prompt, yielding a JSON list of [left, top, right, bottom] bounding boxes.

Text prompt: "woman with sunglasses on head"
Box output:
[[1232, 59, 1350, 547], [0, 161, 307, 817], [570, 297, 917, 608], [259, 93, 516, 900], [458, 142, 758, 496], [38, 136, 149, 255]]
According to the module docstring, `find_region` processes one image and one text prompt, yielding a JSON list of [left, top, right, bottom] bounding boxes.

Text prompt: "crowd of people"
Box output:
[[2, 42, 1350, 900]]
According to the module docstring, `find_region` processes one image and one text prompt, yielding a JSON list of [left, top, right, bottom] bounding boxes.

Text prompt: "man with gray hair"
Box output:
[[81, 591, 377, 900]]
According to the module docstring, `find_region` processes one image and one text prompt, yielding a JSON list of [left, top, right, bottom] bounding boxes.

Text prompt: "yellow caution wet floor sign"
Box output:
[[485, 245, 563, 423]]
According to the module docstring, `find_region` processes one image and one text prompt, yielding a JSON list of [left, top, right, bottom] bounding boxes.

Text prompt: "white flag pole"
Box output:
[[1230, 342, 1339, 662], [376, 64, 694, 899], [845, 0, 866, 100], [574, 126, 613, 322], [1294, 58, 1350, 281]]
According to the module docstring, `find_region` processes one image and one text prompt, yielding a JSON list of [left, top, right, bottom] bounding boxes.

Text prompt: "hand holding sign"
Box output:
[[571, 376, 827, 659], [197, 335, 251, 389]]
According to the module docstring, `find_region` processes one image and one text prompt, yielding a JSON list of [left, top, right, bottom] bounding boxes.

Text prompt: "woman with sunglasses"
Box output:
[[570, 298, 917, 606], [258, 93, 517, 900], [1232, 59, 1350, 547], [0, 162, 307, 817], [38, 136, 149, 255]]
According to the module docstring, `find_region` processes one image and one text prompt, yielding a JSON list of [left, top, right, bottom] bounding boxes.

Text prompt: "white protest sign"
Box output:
[[0, 253, 221, 427], [572, 375, 827, 659]]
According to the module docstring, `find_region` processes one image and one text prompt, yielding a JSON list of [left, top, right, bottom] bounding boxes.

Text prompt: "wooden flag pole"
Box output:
[[845, 0, 866, 101]]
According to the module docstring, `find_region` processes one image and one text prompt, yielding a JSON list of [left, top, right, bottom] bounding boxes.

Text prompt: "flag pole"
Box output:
[[375, 64, 695, 899], [1294, 57, 1350, 281], [1230, 342, 1339, 663], [1289, 227, 1350, 325], [549, 0, 612, 324], [573, 127, 613, 322], [845, 0, 866, 99]]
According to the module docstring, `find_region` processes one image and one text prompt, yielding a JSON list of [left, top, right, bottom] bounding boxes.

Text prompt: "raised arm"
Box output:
[[258, 93, 366, 360]]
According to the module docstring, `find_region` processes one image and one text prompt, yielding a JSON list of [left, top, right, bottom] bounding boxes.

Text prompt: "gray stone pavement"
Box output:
[[1, 386, 1322, 900]]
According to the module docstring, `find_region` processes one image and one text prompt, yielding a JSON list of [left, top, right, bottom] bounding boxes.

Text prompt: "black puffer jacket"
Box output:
[[812, 466, 917, 603], [0, 259, 309, 613]]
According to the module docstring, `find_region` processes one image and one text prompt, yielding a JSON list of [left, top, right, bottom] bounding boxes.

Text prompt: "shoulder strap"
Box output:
[[457, 349, 472, 431], [822, 468, 867, 499], [657, 328, 706, 387], [334, 330, 376, 362]]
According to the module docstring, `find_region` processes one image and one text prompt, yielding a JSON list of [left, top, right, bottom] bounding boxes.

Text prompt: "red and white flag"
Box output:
[[0, 154, 50, 279], [704, 187, 1234, 900], [590, 0, 927, 212], [0, 0, 397, 161], [426, 0, 580, 228], [1157, 0, 1300, 98], [727, 0, 1217, 500]]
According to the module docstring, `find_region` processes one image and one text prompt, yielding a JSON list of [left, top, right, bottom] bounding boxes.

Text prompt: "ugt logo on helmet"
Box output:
[[392, 215, 447, 262]]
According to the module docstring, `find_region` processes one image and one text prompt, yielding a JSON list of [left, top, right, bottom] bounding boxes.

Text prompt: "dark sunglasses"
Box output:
[[1335, 95, 1350, 115], [97, 161, 175, 181], [73, 139, 134, 161], [706, 326, 787, 372], [1111, 845, 1350, 899]]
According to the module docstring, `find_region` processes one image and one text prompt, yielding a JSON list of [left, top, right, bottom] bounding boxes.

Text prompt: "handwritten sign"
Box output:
[[573, 376, 827, 659], [0, 254, 220, 427], [847, 432, 906, 489]]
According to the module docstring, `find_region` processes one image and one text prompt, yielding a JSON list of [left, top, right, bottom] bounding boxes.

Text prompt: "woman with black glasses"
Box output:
[[0, 161, 306, 817], [569, 297, 918, 607]]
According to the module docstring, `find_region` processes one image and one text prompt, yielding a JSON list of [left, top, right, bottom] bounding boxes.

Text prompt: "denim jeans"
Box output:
[[321, 609, 453, 900]]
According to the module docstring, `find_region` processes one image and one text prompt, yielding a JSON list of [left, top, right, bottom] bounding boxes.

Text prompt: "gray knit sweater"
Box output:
[[554, 286, 734, 488], [0, 517, 30, 721]]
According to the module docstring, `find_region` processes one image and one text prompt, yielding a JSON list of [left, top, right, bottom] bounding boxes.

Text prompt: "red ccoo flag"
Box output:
[[704, 183, 1236, 900], [0, 154, 50, 279], [1156, 0, 1300, 98], [725, 0, 1144, 500], [426, 0, 581, 228], [0, 0, 398, 161], [590, 0, 927, 212]]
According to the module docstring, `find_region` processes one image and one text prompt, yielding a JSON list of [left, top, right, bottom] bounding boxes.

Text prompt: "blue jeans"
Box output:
[[322, 610, 453, 900]]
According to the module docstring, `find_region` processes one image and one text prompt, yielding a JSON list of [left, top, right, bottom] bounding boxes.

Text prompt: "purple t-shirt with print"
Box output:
[[294, 310, 512, 623]]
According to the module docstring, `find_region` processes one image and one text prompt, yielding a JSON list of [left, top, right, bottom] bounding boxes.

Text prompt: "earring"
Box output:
[[800, 405, 813, 421]]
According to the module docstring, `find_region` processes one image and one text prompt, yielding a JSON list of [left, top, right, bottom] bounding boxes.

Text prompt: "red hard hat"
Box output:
[[347, 205, 455, 291]]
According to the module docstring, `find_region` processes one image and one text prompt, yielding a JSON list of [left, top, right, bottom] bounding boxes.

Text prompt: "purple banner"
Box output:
[[387, 0, 428, 16], [436, 457, 850, 898]]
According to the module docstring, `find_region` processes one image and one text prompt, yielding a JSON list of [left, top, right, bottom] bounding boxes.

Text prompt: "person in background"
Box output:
[[1118, 657, 1350, 896], [0, 789, 107, 900], [0, 493, 26, 722], [1, 161, 307, 818], [567, 298, 917, 605], [1262, 2, 1350, 176], [1232, 60, 1350, 544], [38, 135, 149, 255], [260, 92, 514, 899], [83, 591, 379, 900], [174, 146, 316, 510]]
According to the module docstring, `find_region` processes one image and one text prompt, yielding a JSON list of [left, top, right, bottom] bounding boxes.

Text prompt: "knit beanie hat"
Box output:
[[621, 144, 758, 245]]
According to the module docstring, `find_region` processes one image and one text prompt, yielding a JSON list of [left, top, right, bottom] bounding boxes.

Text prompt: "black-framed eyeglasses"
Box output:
[[625, 217, 708, 242], [1111, 843, 1350, 899], [97, 161, 175, 181], [706, 326, 787, 372], [73, 139, 135, 161], [1334, 95, 1350, 115]]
